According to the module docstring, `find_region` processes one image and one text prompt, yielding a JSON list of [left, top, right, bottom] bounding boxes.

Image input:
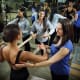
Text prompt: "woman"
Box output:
[[31, 9, 54, 54], [0, 24, 48, 80], [8, 6, 31, 51], [49, 8, 66, 46], [29, 18, 74, 80], [43, 2, 51, 18], [31, 9, 54, 45], [64, 1, 75, 21]]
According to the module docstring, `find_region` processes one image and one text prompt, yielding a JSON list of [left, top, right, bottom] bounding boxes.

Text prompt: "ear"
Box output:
[[17, 30, 22, 40], [17, 34, 21, 40]]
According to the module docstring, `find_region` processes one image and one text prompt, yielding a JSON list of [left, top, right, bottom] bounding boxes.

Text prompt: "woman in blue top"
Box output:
[[49, 8, 66, 46], [28, 18, 74, 80]]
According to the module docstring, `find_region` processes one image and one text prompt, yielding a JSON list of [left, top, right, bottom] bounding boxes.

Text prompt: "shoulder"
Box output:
[[63, 40, 73, 52]]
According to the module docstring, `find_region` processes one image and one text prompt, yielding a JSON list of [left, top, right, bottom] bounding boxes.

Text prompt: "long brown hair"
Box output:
[[37, 8, 47, 32], [16, 6, 27, 23], [53, 18, 74, 46]]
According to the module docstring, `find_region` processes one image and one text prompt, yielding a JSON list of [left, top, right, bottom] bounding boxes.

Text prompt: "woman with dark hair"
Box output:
[[43, 2, 51, 18], [0, 23, 48, 80], [29, 18, 74, 80], [64, 1, 75, 21], [8, 6, 31, 51], [49, 8, 66, 46], [31, 9, 54, 55]]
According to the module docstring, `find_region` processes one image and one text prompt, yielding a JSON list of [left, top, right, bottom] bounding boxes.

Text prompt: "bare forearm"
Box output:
[[15, 64, 26, 68], [34, 48, 69, 67], [34, 60, 51, 67], [24, 51, 67, 67], [28, 49, 48, 63]]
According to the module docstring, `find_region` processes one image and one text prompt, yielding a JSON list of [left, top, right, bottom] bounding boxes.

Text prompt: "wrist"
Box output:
[[43, 49, 46, 53]]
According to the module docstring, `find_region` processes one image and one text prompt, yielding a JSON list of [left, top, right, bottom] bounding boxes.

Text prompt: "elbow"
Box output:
[[60, 48, 69, 57], [38, 56, 48, 62], [41, 57, 47, 62], [60, 52, 69, 58], [43, 54, 49, 61]]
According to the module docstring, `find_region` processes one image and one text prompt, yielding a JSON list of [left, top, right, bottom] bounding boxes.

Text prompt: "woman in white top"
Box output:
[[31, 9, 54, 54]]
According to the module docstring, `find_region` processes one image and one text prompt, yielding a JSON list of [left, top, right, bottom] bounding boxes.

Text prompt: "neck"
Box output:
[[20, 16, 24, 19], [38, 18, 43, 24], [8, 41, 18, 49], [55, 37, 62, 47]]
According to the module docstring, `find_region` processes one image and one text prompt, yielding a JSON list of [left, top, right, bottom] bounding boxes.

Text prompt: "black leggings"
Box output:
[[51, 71, 69, 80], [22, 35, 30, 51]]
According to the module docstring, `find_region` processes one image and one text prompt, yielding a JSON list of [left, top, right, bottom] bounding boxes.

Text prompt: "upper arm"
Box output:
[[58, 47, 70, 56], [8, 19, 17, 25], [60, 41, 73, 56], [20, 51, 47, 63]]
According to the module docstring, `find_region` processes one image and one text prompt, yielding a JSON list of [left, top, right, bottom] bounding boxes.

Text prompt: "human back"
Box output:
[[0, 23, 48, 80]]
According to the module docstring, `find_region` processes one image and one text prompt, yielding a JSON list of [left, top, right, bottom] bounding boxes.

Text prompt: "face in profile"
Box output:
[[56, 23, 63, 37], [39, 11, 45, 20]]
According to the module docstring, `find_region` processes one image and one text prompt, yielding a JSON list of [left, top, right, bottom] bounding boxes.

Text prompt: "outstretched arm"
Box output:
[[19, 43, 48, 63], [20, 47, 70, 68], [31, 47, 70, 67]]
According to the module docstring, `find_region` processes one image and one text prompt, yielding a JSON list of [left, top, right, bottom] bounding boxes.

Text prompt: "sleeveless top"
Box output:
[[10, 50, 29, 80]]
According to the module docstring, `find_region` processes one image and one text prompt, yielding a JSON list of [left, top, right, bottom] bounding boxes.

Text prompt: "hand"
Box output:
[[32, 33, 37, 39], [45, 45, 50, 49], [25, 62, 34, 67], [38, 43, 46, 50]]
